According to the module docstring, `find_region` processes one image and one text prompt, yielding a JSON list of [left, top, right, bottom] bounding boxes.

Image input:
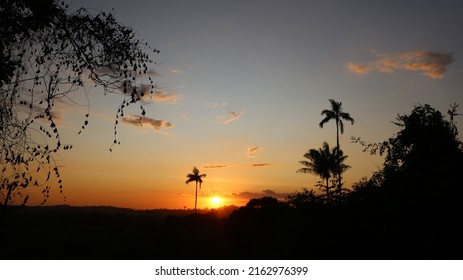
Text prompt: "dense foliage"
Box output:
[[352, 104, 463, 205]]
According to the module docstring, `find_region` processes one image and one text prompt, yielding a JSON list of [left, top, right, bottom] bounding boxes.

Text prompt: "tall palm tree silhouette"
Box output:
[[319, 99, 354, 194], [297, 142, 349, 203], [186, 167, 206, 214]]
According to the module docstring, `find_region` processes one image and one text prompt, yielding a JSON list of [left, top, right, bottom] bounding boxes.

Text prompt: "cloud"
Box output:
[[209, 102, 244, 125], [203, 163, 271, 169], [146, 90, 180, 104], [121, 114, 173, 131], [117, 81, 181, 104], [117, 82, 153, 99], [92, 67, 159, 81], [18, 96, 71, 127], [203, 165, 229, 169], [232, 189, 290, 200], [246, 146, 262, 158], [346, 62, 371, 75], [172, 113, 191, 121], [262, 189, 292, 199], [251, 163, 270, 167], [220, 110, 243, 125], [168, 67, 184, 74], [348, 50, 455, 79], [206, 102, 228, 109]]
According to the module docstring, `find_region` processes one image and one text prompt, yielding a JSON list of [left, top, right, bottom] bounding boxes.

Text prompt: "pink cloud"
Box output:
[[220, 111, 243, 125], [348, 50, 454, 79], [347, 62, 371, 75], [122, 114, 173, 131], [149, 90, 180, 104]]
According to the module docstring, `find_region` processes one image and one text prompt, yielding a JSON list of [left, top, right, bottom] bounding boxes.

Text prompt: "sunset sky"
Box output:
[[26, 0, 463, 209]]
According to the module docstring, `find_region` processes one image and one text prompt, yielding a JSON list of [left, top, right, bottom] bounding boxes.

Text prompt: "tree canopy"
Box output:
[[352, 104, 463, 206], [1, 0, 159, 206]]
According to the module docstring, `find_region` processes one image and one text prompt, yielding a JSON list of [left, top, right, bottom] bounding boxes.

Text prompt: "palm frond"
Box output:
[[319, 111, 336, 128], [320, 99, 354, 133], [297, 141, 351, 181], [185, 167, 206, 185], [340, 112, 354, 124], [185, 177, 196, 184], [296, 167, 314, 174], [329, 99, 342, 111]]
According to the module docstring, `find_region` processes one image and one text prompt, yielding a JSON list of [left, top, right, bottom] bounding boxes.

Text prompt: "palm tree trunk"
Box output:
[[194, 181, 198, 214], [335, 120, 342, 198], [326, 177, 330, 204]]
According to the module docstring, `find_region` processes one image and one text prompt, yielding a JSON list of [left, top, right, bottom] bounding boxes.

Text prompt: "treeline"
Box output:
[[1, 104, 462, 259]]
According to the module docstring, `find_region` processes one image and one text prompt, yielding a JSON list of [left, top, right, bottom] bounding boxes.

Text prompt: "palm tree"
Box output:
[[319, 99, 354, 193], [185, 167, 206, 214], [297, 142, 350, 203]]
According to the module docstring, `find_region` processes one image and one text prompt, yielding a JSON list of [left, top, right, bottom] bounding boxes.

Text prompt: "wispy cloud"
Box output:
[[121, 114, 173, 131], [92, 67, 159, 79], [347, 62, 371, 75], [203, 165, 229, 169], [348, 50, 455, 79], [208, 102, 244, 125], [220, 110, 243, 125], [203, 163, 270, 169], [146, 90, 181, 104], [168, 67, 184, 74], [206, 102, 228, 109], [246, 146, 262, 158], [172, 113, 191, 121], [251, 163, 270, 167], [20, 97, 72, 127], [117, 81, 181, 104]]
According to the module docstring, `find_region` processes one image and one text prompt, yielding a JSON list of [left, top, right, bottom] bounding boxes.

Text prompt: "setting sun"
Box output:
[[211, 196, 222, 207]]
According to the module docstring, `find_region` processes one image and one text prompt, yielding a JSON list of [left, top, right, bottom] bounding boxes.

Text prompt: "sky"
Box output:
[[24, 0, 463, 209]]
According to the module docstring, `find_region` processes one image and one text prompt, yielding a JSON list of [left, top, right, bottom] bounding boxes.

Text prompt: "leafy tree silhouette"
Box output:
[[319, 99, 354, 195], [245, 196, 282, 209], [287, 188, 320, 209], [297, 142, 350, 204], [352, 104, 463, 202], [349, 104, 463, 257], [0, 0, 158, 206], [185, 167, 206, 214]]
